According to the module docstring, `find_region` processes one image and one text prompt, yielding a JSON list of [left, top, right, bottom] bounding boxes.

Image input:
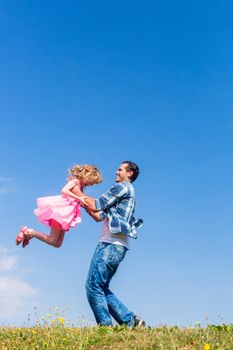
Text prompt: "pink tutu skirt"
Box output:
[[34, 194, 81, 231]]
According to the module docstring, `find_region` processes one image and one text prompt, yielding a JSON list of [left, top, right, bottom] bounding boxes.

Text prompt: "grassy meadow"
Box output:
[[1, 322, 233, 350]]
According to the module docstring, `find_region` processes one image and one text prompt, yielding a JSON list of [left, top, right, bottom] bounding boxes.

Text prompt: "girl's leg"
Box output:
[[24, 219, 65, 248], [55, 230, 66, 248]]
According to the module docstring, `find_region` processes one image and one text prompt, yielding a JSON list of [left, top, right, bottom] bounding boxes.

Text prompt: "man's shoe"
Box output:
[[133, 316, 146, 327]]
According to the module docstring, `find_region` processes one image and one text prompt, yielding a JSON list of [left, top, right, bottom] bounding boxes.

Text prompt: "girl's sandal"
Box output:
[[16, 226, 33, 247], [22, 234, 33, 248], [16, 231, 25, 246]]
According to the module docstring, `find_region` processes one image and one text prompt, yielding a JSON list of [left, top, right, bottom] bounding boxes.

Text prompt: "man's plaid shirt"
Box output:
[[94, 181, 143, 239]]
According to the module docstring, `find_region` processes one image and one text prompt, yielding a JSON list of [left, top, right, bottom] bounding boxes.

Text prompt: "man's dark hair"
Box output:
[[122, 161, 140, 182]]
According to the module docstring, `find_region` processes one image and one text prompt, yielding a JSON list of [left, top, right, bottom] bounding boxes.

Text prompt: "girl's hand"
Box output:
[[76, 196, 87, 206]]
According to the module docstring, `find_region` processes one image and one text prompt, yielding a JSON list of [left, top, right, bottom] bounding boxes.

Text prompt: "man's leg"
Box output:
[[102, 244, 135, 326], [85, 242, 134, 326], [86, 242, 113, 326], [104, 246, 146, 327], [105, 289, 135, 326]]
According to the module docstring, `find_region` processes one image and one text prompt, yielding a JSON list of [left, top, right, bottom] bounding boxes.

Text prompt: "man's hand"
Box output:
[[83, 197, 97, 211]]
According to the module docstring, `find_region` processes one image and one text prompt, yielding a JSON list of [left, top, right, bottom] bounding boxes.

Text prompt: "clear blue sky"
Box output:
[[1, 0, 233, 327]]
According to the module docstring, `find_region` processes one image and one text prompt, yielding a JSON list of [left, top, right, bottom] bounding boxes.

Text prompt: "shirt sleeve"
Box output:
[[95, 183, 128, 212]]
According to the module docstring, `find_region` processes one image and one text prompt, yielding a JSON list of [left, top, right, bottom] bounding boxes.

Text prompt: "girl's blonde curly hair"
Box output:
[[68, 164, 103, 185]]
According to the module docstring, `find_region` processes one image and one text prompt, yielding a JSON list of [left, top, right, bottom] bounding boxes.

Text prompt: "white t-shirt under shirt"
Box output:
[[100, 218, 129, 249]]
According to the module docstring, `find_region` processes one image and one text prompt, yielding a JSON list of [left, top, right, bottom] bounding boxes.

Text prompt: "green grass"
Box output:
[[1, 324, 233, 350]]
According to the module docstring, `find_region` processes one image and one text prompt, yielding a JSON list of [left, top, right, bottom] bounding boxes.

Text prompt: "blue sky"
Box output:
[[1, 0, 233, 326]]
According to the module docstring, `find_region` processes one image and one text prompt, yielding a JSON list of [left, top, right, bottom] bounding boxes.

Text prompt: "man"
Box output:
[[78, 161, 144, 327]]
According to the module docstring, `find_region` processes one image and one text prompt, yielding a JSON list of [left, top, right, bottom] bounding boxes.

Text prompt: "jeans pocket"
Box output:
[[106, 244, 127, 271]]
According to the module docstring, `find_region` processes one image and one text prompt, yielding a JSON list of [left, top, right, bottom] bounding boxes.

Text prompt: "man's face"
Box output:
[[115, 163, 133, 183]]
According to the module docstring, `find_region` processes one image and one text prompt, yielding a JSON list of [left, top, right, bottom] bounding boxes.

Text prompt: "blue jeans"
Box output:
[[85, 242, 135, 326]]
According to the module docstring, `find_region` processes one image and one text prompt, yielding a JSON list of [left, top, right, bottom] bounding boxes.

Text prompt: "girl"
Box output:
[[16, 164, 102, 248]]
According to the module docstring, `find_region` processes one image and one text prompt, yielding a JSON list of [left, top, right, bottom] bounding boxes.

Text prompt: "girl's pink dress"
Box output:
[[34, 194, 81, 231]]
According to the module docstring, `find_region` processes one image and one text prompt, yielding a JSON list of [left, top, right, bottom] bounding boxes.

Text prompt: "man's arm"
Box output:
[[76, 182, 128, 213], [85, 207, 103, 222], [95, 183, 128, 212]]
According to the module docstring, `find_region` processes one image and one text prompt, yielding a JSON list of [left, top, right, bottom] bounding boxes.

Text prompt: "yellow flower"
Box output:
[[55, 306, 59, 311], [59, 317, 65, 324], [204, 344, 211, 350]]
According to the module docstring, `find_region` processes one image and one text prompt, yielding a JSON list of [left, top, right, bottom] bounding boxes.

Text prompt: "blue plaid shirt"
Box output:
[[94, 181, 143, 239]]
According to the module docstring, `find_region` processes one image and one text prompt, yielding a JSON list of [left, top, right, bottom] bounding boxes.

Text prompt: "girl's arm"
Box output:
[[68, 184, 97, 211], [61, 180, 86, 204]]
